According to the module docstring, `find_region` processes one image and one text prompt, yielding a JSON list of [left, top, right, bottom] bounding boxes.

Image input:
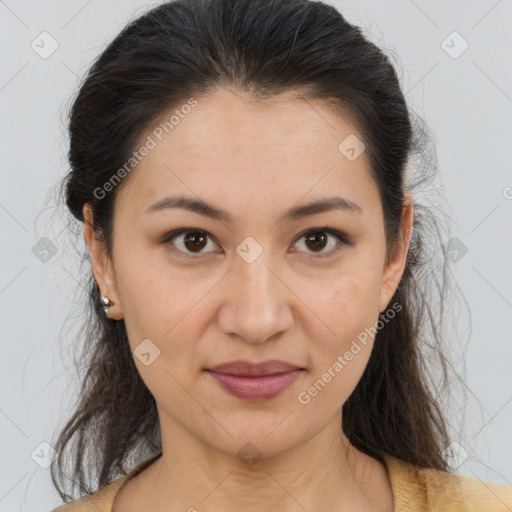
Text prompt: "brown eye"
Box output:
[[163, 229, 220, 257], [162, 226, 350, 259], [182, 232, 208, 252], [304, 231, 329, 252], [292, 227, 349, 258]]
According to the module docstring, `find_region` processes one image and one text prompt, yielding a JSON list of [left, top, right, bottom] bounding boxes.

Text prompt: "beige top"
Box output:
[[50, 452, 512, 511]]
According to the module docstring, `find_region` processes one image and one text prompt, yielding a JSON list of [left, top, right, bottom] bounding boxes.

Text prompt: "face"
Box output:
[[84, 87, 413, 460]]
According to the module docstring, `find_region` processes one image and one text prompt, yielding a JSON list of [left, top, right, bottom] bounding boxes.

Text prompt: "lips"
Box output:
[[207, 359, 304, 376], [205, 359, 305, 400]]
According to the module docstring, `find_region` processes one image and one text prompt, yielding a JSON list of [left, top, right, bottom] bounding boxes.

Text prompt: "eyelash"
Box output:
[[160, 227, 351, 259]]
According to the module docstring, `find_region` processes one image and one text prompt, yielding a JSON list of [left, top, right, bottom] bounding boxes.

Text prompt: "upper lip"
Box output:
[[207, 359, 304, 376]]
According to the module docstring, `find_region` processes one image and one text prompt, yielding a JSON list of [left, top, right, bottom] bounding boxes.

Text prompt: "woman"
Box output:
[[49, 0, 512, 510]]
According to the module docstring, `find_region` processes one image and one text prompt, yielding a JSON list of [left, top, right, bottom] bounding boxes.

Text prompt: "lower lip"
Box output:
[[207, 370, 304, 401]]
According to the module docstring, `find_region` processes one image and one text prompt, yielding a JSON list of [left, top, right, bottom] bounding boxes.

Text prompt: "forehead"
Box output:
[[115, 87, 379, 219], [163, 87, 363, 152]]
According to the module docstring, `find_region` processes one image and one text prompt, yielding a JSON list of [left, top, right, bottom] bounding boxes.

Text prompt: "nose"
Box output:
[[217, 252, 294, 344]]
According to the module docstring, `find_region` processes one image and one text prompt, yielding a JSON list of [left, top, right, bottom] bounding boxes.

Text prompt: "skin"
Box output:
[[83, 87, 413, 512]]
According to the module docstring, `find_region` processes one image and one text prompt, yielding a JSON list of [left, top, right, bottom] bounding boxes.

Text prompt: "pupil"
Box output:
[[185, 232, 207, 252], [182, 231, 328, 253], [305, 231, 327, 251]]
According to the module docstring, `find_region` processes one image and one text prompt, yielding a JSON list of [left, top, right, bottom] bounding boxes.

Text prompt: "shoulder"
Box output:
[[383, 453, 512, 511], [48, 453, 162, 512], [419, 465, 512, 510], [48, 476, 128, 512]]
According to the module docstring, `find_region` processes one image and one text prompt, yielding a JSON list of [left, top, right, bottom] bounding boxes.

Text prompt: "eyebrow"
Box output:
[[144, 195, 362, 224]]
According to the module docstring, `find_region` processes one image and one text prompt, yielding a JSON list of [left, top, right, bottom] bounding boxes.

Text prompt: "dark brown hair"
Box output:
[[49, 0, 471, 502]]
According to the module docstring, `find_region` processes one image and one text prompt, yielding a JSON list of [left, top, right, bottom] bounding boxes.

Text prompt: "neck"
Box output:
[[137, 411, 392, 512]]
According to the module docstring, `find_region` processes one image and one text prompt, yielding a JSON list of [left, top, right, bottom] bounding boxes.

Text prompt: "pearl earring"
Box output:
[[100, 294, 115, 320]]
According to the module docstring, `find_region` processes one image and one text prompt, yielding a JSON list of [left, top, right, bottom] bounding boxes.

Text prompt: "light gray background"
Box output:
[[1, 1, 511, 510]]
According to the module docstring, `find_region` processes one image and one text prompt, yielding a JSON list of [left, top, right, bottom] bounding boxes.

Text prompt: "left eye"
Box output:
[[292, 228, 348, 257], [162, 227, 349, 258]]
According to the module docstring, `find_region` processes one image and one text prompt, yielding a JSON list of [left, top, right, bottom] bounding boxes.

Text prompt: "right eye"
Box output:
[[161, 228, 222, 258]]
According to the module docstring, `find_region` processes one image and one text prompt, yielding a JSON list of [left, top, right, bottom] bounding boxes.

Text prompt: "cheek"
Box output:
[[296, 264, 383, 404], [117, 266, 204, 407], [308, 263, 383, 344], [113, 247, 204, 366]]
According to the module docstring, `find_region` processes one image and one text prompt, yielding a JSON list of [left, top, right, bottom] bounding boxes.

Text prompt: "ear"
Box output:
[[83, 203, 123, 320], [378, 191, 414, 313]]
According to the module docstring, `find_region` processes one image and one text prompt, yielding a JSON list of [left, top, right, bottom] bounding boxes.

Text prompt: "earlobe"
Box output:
[[82, 203, 123, 320], [378, 192, 414, 313]]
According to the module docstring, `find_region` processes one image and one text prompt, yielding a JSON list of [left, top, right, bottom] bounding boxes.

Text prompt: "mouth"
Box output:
[[204, 360, 306, 401], [206, 359, 305, 376]]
